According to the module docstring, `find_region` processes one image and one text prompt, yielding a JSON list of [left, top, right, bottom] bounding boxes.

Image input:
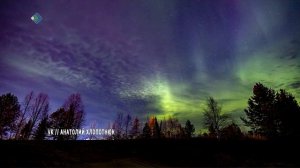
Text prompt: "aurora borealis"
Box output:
[[0, 0, 300, 130]]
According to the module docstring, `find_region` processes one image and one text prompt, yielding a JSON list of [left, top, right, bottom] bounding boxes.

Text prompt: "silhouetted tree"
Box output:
[[87, 121, 98, 140], [63, 93, 84, 131], [160, 118, 167, 138], [20, 120, 32, 140], [184, 120, 195, 138], [33, 116, 49, 140], [142, 122, 151, 139], [160, 117, 184, 138], [49, 108, 66, 140], [111, 113, 135, 139], [29, 93, 49, 139], [152, 117, 161, 138], [49, 108, 77, 140], [130, 117, 140, 139], [17, 92, 49, 139], [112, 112, 124, 139], [275, 89, 300, 136], [220, 123, 243, 139], [203, 97, 229, 138], [0, 93, 20, 139], [148, 116, 155, 136], [49, 93, 85, 140], [15, 91, 34, 139], [124, 114, 132, 139], [241, 83, 276, 137], [242, 83, 300, 137]]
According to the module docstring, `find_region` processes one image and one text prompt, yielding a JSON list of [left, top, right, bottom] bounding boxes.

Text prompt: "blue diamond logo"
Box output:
[[31, 13, 43, 24]]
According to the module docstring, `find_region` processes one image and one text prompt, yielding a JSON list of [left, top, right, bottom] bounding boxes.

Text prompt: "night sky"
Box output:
[[1, 0, 300, 130]]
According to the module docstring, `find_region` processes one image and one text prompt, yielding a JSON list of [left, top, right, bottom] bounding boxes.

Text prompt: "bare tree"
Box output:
[[203, 97, 229, 138], [112, 112, 124, 139], [15, 91, 34, 139], [124, 114, 132, 139], [63, 93, 84, 129], [130, 117, 140, 139], [30, 93, 49, 130], [47, 93, 85, 140], [160, 117, 183, 138], [18, 92, 49, 139], [111, 112, 133, 139]]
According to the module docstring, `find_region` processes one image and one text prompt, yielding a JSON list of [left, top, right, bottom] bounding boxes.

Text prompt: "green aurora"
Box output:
[[1, 0, 300, 131]]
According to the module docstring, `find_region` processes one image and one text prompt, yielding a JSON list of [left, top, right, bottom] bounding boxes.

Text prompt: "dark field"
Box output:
[[0, 138, 299, 167]]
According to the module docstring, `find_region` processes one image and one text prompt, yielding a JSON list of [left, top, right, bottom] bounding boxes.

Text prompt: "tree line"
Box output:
[[0, 82, 300, 140], [107, 82, 300, 140], [0, 92, 84, 140], [107, 114, 195, 140], [204, 83, 300, 139]]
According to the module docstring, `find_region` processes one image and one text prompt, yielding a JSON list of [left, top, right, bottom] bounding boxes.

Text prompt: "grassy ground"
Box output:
[[0, 138, 299, 167]]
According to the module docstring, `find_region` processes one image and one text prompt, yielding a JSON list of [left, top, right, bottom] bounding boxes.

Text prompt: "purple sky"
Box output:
[[1, 0, 300, 130]]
